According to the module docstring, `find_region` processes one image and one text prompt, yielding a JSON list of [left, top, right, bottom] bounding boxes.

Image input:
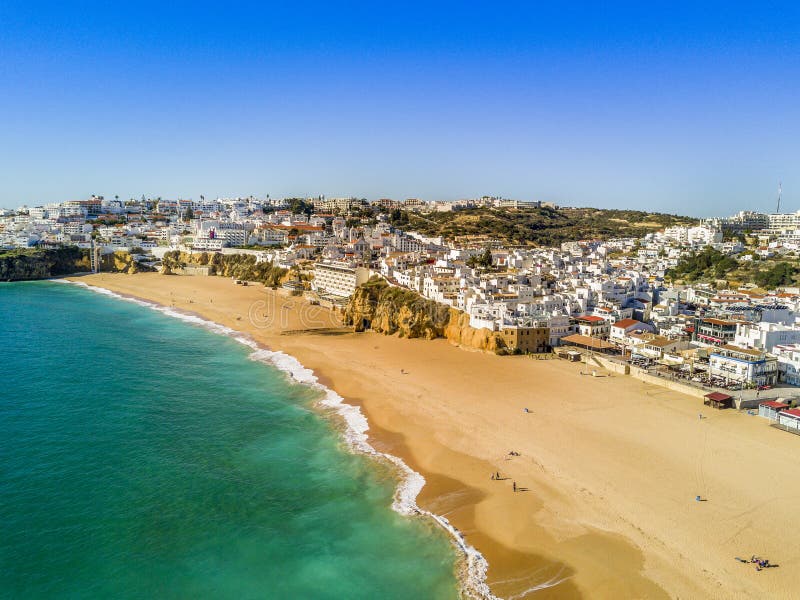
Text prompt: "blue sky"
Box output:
[[1, 2, 799, 216]]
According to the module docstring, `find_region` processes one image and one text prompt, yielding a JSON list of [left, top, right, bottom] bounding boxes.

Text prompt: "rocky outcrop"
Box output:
[[160, 251, 288, 286], [344, 278, 508, 353], [344, 280, 450, 339], [102, 251, 150, 274], [443, 309, 507, 353], [0, 247, 91, 281]]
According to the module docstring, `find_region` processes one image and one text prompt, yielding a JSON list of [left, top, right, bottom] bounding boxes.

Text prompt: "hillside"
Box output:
[[397, 206, 697, 246], [667, 247, 800, 289]]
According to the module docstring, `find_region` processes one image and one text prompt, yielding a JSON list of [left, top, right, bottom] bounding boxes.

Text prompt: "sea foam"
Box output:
[[58, 279, 498, 600]]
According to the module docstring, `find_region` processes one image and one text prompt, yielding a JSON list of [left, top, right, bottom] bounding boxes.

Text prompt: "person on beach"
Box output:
[[491, 473, 495, 480], [513, 481, 517, 492], [496, 471, 500, 480]]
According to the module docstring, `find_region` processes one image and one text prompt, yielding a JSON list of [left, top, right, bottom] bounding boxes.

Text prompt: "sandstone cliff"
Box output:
[[344, 278, 508, 353], [0, 247, 91, 281], [344, 280, 450, 339], [161, 251, 288, 286], [101, 251, 151, 274], [443, 309, 506, 353]]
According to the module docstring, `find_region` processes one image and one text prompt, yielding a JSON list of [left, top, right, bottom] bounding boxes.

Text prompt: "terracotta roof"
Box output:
[[613, 318, 642, 329], [760, 401, 789, 409], [781, 408, 800, 418], [644, 336, 676, 348], [560, 334, 615, 349], [577, 315, 606, 323], [705, 392, 732, 401]]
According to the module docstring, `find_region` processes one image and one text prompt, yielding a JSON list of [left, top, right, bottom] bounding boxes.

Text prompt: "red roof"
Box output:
[[704, 392, 733, 402], [578, 315, 606, 323], [760, 401, 789, 409], [613, 318, 641, 329], [781, 408, 800, 418]]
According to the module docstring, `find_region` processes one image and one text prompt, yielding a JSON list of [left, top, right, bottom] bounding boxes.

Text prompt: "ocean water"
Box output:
[[0, 281, 462, 599]]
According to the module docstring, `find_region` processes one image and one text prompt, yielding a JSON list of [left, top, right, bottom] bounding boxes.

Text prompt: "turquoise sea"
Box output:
[[0, 281, 461, 599]]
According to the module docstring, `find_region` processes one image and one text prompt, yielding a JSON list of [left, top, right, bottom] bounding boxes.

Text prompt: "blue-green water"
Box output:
[[0, 281, 460, 599]]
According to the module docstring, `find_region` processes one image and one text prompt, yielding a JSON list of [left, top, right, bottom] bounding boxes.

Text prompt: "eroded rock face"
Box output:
[[0, 247, 91, 281], [443, 309, 505, 353], [344, 280, 507, 353], [160, 251, 288, 286], [106, 251, 140, 274]]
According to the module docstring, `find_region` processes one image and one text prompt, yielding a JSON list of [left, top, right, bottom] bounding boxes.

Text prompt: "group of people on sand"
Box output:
[[491, 449, 525, 491], [736, 555, 775, 571], [490, 472, 519, 492]]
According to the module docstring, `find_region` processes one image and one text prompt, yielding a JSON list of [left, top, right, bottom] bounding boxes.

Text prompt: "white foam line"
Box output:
[[58, 279, 500, 600]]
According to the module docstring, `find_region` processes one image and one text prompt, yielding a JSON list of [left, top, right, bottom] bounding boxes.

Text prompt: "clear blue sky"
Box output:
[[1, 2, 799, 216]]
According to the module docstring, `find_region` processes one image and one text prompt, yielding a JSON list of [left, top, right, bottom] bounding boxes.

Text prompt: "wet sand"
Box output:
[[65, 273, 800, 599]]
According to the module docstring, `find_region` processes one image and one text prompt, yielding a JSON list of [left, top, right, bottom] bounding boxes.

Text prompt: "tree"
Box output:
[[479, 247, 493, 268], [288, 198, 313, 215]]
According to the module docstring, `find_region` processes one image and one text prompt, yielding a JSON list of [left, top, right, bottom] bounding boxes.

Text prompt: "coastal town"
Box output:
[[5, 195, 800, 432]]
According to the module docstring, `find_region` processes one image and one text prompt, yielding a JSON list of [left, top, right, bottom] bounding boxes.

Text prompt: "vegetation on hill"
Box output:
[[398, 206, 696, 246], [667, 248, 800, 289], [754, 262, 799, 289], [666, 247, 739, 283], [0, 247, 91, 280]]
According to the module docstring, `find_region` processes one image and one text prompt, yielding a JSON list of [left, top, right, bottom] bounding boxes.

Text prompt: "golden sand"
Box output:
[[67, 273, 800, 599]]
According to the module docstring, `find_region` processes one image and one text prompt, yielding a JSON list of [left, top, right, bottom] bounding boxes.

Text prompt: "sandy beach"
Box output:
[[66, 272, 800, 599]]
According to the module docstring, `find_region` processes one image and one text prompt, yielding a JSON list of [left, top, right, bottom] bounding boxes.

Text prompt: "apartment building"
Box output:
[[695, 318, 739, 346], [708, 345, 778, 386], [312, 262, 370, 298]]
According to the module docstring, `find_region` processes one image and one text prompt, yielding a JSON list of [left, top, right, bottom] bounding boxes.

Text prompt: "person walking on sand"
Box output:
[[491, 473, 495, 480], [513, 481, 517, 492]]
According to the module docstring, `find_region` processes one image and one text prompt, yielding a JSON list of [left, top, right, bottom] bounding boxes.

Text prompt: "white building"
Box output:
[[312, 262, 370, 298], [734, 321, 800, 353], [708, 345, 778, 387], [773, 344, 800, 386]]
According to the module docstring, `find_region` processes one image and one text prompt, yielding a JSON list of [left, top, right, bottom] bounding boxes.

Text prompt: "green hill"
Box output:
[[397, 206, 697, 246]]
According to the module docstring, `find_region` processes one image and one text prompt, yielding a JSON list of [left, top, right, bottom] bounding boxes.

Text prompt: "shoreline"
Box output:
[[58, 273, 800, 599], [57, 277, 497, 599]]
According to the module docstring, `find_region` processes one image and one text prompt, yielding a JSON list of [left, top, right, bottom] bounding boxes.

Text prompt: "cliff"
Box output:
[[161, 251, 289, 286], [443, 309, 506, 353], [343, 278, 508, 353], [99, 251, 153, 274], [343, 279, 451, 339], [0, 247, 91, 281]]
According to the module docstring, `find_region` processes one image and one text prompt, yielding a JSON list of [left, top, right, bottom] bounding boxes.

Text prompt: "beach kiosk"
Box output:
[[776, 408, 800, 433], [703, 391, 733, 410], [758, 400, 789, 421]]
